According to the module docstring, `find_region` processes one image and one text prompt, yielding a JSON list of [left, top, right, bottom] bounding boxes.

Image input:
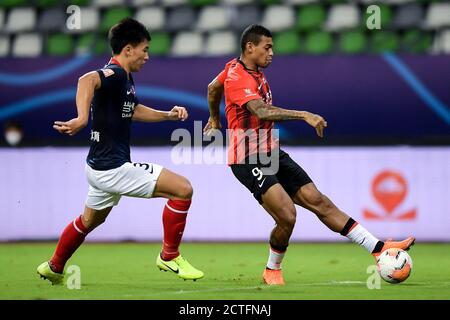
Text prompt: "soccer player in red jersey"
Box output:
[[204, 24, 415, 285], [37, 18, 203, 285]]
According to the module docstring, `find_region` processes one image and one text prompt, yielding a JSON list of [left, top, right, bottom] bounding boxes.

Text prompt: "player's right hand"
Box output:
[[203, 117, 222, 136], [304, 112, 327, 138], [53, 118, 86, 136], [168, 106, 188, 121]]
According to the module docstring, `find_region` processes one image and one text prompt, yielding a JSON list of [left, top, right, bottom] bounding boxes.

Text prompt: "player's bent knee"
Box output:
[[83, 215, 107, 232], [82, 206, 112, 232], [175, 179, 193, 200], [279, 206, 297, 229]]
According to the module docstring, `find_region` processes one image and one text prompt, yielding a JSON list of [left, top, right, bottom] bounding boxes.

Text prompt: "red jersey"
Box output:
[[217, 58, 278, 165]]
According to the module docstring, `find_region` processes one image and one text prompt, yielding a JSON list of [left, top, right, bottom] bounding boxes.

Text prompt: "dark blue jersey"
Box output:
[[86, 59, 139, 170]]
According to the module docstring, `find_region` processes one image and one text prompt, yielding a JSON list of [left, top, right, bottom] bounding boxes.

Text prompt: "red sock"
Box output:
[[161, 199, 190, 261], [50, 215, 89, 273]]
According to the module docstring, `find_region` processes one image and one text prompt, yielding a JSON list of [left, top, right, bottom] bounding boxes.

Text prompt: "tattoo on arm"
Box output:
[[246, 99, 306, 121]]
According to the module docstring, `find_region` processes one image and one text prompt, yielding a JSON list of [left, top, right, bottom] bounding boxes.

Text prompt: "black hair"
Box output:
[[4, 120, 22, 131], [240, 24, 272, 53], [108, 18, 151, 55]]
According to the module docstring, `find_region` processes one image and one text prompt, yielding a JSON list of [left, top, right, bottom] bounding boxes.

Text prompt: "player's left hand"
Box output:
[[168, 106, 188, 121], [304, 112, 327, 138], [53, 118, 86, 136], [203, 117, 222, 136]]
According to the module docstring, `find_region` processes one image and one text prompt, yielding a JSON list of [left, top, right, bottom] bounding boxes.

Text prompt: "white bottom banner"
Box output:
[[0, 146, 449, 241]]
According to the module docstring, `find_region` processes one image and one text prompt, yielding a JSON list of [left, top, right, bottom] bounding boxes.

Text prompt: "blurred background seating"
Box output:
[[0, 0, 448, 57]]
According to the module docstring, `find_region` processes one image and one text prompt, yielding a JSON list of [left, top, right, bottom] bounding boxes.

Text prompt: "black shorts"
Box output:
[[230, 149, 313, 204]]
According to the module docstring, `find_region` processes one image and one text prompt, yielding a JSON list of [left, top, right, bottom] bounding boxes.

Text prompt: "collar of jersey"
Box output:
[[236, 58, 262, 77], [109, 57, 123, 68], [106, 57, 133, 82]]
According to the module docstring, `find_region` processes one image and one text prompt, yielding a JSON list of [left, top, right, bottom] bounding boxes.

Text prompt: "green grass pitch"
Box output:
[[0, 242, 449, 300]]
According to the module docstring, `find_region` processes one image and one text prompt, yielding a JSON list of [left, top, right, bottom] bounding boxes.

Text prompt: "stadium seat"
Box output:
[[161, 0, 189, 7], [363, 4, 393, 29], [38, 8, 66, 32], [261, 0, 281, 5], [148, 32, 171, 55], [0, 0, 27, 8], [0, 9, 4, 30], [172, 31, 203, 56], [437, 29, 450, 54], [93, 0, 126, 7], [76, 33, 96, 55], [101, 8, 133, 33], [383, 0, 419, 4], [339, 30, 366, 54], [370, 31, 399, 53], [96, 40, 110, 55], [325, 4, 360, 31], [303, 31, 333, 54], [273, 31, 301, 55], [401, 30, 432, 54], [69, 0, 91, 5], [68, 7, 100, 34], [286, 0, 320, 5], [190, 0, 218, 7], [262, 5, 295, 32], [230, 5, 260, 32], [5, 7, 36, 33], [0, 36, 9, 57], [296, 4, 326, 31], [205, 31, 237, 56], [65, 7, 99, 34], [166, 6, 195, 32], [131, 0, 158, 6], [135, 7, 166, 31], [76, 33, 109, 55], [222, 0, 253, 5], [425, 3, 450, 29], [392, 3, 424, 29], [197, 6, 230, 31], [36, 0, 58, 8], [46, 34, 73, 56], [12, 33, 43, 57]]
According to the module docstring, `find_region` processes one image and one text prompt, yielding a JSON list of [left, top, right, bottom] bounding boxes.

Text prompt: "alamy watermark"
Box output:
[[66, 265, 81, 289], [171, 121, 280, 174], [66, 5, 81, 30], [366, 265, 381, 289], [366, 5, 381, 30]]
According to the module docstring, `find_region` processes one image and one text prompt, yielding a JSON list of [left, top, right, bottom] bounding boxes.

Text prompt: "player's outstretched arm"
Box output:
[[132, 104, 188, 122], [246, 99, 328, 138], [204, 77, 223, 136], [53, 71, 100, 136]]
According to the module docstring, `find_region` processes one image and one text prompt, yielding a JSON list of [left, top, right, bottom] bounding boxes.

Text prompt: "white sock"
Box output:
[[266, 247, 286, 270], [346, 224, 379, 253]]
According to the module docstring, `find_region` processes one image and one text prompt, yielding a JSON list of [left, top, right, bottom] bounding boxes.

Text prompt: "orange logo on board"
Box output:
[[363, 170, 416, 221]]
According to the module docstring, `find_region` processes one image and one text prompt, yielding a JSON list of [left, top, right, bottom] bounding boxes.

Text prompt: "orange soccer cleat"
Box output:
[[372, 236, 416, 259], [263, 268, 285, 286]]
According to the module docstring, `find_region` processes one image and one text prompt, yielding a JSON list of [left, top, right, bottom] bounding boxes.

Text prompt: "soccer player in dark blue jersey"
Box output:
[[37, 18, 203, 284]]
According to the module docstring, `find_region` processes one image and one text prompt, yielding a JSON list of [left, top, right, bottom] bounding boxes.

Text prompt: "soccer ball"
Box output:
[[376, 248, 413, 284]]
